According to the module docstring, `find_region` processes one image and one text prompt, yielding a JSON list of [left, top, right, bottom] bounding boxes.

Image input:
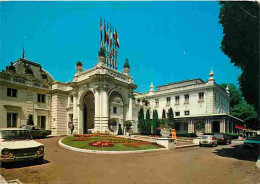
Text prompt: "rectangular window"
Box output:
[[7, 113, 17, 128], [155, 99, 159, 107], [184, 94, 189, 103], [166, 97, 171, 106], [175, 112, 180, 116], [175, 96, 180, 104], [7, 88, 17, 97], [38, 94, 46, 103], [113, 107, 117, 114], [37, 116, 46, 129], [70, 95, 73, 103], [199, 92, 204, 102], [184, 111, 190, 115]]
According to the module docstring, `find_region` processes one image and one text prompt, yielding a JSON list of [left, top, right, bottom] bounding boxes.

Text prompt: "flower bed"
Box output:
[[89, 141, 114, 147], [61, 134, 164, 151]]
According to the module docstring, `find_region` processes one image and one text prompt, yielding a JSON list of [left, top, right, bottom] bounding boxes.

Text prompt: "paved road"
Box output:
[[1, 136, 259, 184]]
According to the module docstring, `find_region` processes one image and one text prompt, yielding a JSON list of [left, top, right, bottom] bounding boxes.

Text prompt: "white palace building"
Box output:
[[0, 50, 243, 135]]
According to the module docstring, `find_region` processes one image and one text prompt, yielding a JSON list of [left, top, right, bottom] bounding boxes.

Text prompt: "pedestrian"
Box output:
[[68, 122, 74, 135]]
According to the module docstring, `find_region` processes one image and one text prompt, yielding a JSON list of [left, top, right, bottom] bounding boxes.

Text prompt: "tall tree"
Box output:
[[145, 109, 151, 135], [138, 107, 145, 135], [219, 2, 260, 114], [168, 107, 174, 128], [221, 83, 258, 129], [162, 109, 166, 119], [152, 110, 160, 135]]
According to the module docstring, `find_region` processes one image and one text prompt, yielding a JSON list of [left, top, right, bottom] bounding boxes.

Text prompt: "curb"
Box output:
[[256, 154, 260, 169], [0, 175, 8, 184], [176, 144, 199, 149], [58, 138, 167, 154]]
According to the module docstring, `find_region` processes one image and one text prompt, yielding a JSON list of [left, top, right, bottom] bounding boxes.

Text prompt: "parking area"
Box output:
[[1, 136, 259, 184]]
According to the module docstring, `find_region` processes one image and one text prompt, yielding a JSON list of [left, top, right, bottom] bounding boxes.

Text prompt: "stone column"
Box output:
[[73, 92, 79, 134], [205, 119, 208, 133], [127, 94, 133, 121], [208, 119, 212, 133], [100, 88, 109, 133], [226, 118, 230, 133], [188, 119, 194, 133], [94, 87, 101, 133]]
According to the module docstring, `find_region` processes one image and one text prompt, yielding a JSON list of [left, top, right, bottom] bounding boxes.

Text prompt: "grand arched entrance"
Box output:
[[82, 91, 95, 134], [108, 91, 126, 134]]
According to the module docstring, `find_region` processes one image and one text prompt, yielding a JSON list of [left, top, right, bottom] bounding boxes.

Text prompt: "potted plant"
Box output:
[[123, 120, 132, 136], [123, 59, 130, 74], [158, 119, 173, 138], [109, 120, 117, 133], [76, 61, 83, 73], [98, 47, 106, 64]]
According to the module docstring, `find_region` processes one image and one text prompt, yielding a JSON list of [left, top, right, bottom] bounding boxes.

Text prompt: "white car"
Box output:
[[199, 135, 218, 147], [0, 128, 44, 164]]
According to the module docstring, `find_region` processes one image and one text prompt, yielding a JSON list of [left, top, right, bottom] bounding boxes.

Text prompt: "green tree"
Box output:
[[168, 107, 174, 128], [138, 107, 145, 135], [152, 110, 160, 135], [220, 84, 243, 110], [162, 109, 166, 119], [232, 101, 257, 122], [221, 83, 258, 129], [219, 2, 259, 114], [145, 109, 151, 135], [27, 114, 34, 125]]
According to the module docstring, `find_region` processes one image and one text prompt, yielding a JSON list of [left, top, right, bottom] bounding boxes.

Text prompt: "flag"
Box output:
[[110, 26, 113, 47], [104, 19, 106, 43], [22, 47, 25, 58], [100, 18, 103, 42], [115, 29, 120, 49], [106, 23, 109, 43]]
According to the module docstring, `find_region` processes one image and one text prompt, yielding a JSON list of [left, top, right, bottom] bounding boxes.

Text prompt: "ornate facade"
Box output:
[[0, 53, 243, 135]]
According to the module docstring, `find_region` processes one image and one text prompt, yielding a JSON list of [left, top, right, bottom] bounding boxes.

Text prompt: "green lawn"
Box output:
[[61, 135, 163, 151]]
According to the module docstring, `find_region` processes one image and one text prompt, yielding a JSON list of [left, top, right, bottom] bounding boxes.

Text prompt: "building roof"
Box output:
[[1, 58, 55, 84], [157, 78, 204, 88]]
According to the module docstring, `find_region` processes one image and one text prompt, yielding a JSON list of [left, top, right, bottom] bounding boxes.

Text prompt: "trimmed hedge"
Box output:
[[204, 133, 239, 139], [176, 133, 197, 137], [224, 133, 239, 139]]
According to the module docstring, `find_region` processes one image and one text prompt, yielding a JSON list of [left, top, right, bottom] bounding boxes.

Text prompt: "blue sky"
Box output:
[[0, 1, 241, 93]]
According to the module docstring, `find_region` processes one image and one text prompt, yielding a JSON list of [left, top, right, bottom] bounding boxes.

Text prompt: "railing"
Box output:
[[0, 73, 50, 89]]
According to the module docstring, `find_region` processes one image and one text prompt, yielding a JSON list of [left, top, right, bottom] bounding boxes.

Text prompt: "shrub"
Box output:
[[118, 124, 123, 135], [224, 133, 239, 139], [176, 133, 197, 137], [27, 114, 34, 125]]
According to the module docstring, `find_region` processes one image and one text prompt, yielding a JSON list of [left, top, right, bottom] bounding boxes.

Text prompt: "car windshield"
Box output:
[[0, 130, 33, 140], [214, 134, 223, 138], [202, 136, 210, 140]]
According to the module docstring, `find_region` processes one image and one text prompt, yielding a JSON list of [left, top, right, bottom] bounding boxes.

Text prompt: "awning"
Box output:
[[235, 125, 248, 130]]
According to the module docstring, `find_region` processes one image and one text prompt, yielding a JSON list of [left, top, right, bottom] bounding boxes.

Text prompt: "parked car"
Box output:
[[199, 135, 218, 147], [20, 125, 51, 138], [243, 135, 260, 150], [0, 128, 44, 165], [214, 133, 232, 144]]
